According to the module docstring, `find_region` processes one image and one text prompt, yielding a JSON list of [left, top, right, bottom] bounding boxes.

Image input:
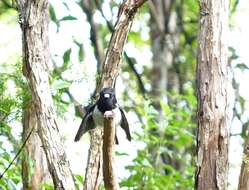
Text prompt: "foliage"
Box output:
[[0, 0, 246, 189], [121, 93, 196, 190], [0, 62, 26, 189]]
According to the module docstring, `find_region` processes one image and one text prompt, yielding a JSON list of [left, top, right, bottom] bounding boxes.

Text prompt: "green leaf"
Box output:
[[63, 48, 72, 66], [49, 5, 57, 23], [74, 174, 84, 184], [115, 151, 129, 156], [73, 40, 84, 62], [60, 15, 77, 21], [236, 63, 249, 70]]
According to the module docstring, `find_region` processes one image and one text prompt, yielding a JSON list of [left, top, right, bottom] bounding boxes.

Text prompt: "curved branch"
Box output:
[[95, 0, 147, 95]]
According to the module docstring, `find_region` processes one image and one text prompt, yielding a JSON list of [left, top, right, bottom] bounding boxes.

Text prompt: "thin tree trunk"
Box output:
[[17, 0, 76, 189], [195, 1, 229, 190], [83, 0, 147, 189], [22, 102, 51, 190]]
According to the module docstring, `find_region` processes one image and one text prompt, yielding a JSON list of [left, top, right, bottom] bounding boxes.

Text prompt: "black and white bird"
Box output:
[[74, 87, 131, 144]]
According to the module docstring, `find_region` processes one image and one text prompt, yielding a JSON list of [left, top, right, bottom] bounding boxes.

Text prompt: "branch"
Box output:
[[65, 91, 85, 117], [80, 0, 104, 74], [94, 0, 114, 32], [124, 52, 146, 94], [0, 124, 34, 179], [95, 0, 147, 94], [84, 1, 147, 189], [103, 111, 117, 190]]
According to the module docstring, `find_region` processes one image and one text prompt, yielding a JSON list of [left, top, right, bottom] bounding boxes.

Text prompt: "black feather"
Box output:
[[74, 104, 95, 141], [119, 108, 131, 141]]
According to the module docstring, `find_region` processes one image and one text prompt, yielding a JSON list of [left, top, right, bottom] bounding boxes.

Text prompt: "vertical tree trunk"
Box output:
[[150, 0, 180, 106], [17, 0, 76, 189], [238, 129, 249, 190], [149, 0, 183, 171], [22, 102, 51, 190], [83, 0, 147, 189], [195, 1, 229, 190]]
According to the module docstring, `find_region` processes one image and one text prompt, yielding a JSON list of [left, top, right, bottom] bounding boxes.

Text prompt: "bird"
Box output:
[[74, 87, 131, 144]]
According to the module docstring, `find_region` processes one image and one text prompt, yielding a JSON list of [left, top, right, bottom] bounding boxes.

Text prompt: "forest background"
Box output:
[[0, 0, 249, 189]]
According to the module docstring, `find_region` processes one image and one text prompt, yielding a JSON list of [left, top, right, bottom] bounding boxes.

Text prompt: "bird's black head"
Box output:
[[97, 87, 117, 113]]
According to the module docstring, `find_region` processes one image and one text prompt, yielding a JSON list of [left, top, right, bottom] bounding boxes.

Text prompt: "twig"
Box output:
[[124, 52, 146, 94], [0, 125, 35, 179], [80, 0, 104, 74]]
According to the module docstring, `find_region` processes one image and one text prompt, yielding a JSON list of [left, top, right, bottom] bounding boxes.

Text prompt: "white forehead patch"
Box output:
[[104, 93, 110, 98]]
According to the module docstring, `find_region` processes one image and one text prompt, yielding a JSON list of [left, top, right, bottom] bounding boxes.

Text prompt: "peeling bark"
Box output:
[[83, 0, 147, 189], [17, 0, 76, 189], [195, 1, 229, 190]]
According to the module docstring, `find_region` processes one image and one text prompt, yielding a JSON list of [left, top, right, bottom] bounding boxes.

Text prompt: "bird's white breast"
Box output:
[[92, 106, 122, 127]]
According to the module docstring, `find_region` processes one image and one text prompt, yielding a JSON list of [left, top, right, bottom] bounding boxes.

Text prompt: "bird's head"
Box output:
[[97, 87, 117, 113]]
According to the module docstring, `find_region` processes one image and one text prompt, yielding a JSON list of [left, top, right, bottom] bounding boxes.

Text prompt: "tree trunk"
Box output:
[[195, 1, 229, 190], [149, 0, 182, 171], [17, 0, 76, 189], [238, 126, 249, 190], [83, 0, 147, 189], [150, 0, 180, 106], [22, 102, 51, 190]]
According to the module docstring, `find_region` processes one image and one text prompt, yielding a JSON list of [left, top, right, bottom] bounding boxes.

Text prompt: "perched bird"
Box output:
[[74, 87, 131, 144]]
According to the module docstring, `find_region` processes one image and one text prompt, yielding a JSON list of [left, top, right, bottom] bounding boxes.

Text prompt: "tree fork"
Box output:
[[83, 1, 147, 189]]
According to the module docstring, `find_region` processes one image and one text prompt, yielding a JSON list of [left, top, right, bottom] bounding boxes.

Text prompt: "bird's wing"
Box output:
[[119, 107, 131, 141], [74, 104, 95, 142]]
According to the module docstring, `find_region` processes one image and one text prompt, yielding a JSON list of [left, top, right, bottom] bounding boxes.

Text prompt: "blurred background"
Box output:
[[0, 0, 248, 189]]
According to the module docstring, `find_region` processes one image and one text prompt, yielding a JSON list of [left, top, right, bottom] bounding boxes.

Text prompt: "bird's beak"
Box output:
[[104, 93, 110, 98]]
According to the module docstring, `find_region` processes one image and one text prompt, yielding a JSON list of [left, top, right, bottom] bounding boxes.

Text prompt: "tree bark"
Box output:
[[22, 102, 51, 190], [195, 1, 229, 190], [238, 127, 249, 190], [17, 0, 76, 189], [83, 0, 147, 189]]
